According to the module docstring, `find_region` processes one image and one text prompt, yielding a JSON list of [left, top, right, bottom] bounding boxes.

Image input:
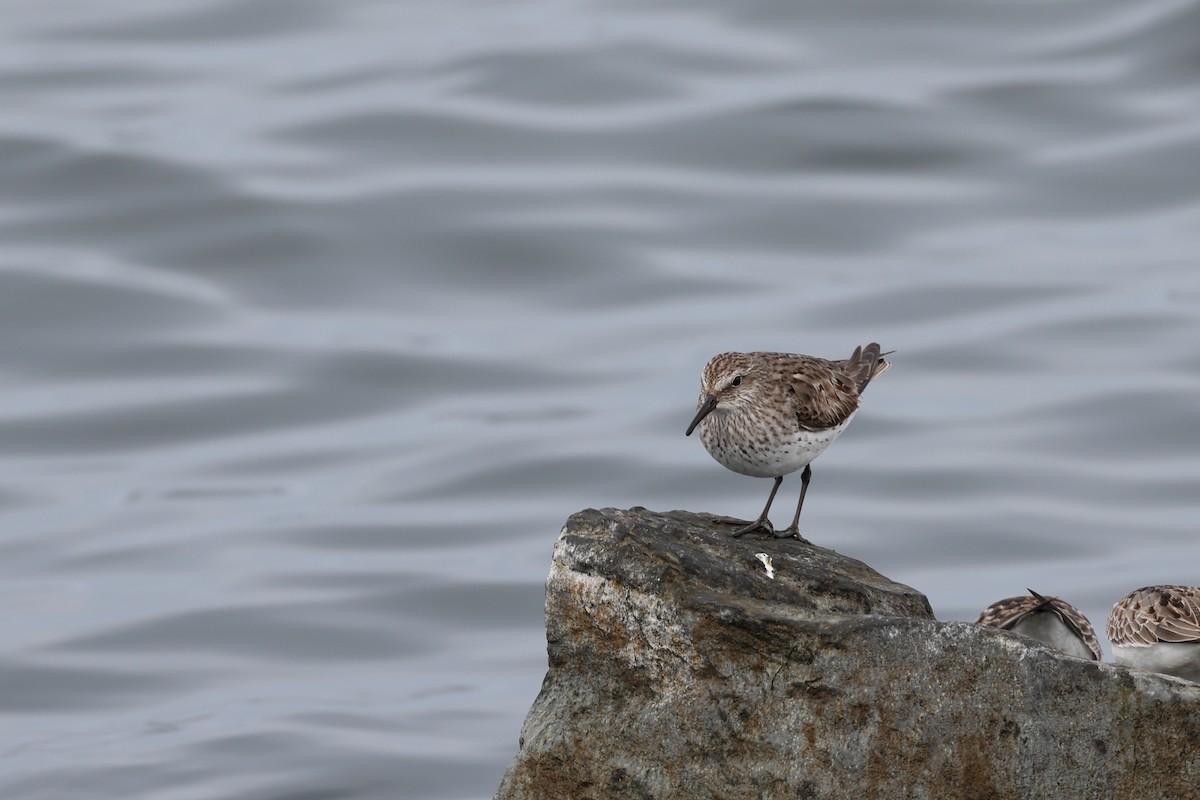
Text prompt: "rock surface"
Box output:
[[494, 507, 1200, 800]]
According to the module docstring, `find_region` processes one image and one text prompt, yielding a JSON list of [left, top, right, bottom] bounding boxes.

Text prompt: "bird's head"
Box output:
[[685, 352, 762, 436]]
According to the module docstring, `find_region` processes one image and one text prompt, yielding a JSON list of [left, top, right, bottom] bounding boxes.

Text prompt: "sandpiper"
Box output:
[[975, 589, 1102, 661], [685, 343, 889, 539], [1107, 585, 1200, 683]]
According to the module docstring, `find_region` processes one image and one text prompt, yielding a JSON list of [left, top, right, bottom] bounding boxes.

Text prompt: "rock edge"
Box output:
[[495, 507, 1200, 800]]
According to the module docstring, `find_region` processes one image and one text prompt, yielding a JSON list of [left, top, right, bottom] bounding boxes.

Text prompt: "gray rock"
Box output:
[[494, 507, 1200, 800]]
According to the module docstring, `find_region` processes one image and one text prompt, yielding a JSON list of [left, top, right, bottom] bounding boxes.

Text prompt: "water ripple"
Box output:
[[2, 0, 1200, 797]]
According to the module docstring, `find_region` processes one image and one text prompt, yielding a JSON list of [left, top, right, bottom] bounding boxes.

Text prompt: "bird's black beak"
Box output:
[[685, 394, 718, 436]]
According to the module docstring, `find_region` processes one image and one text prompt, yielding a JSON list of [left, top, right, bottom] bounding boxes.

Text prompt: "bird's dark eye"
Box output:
[[731, 375, 743, 387]]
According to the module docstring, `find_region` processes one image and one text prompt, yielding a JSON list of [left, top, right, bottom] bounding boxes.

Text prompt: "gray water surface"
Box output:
[[3, 1, 1200, 798]]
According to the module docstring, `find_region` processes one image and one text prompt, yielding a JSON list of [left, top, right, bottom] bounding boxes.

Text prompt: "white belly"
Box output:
[[700, 413, 854, 479], [1011, 615, 1095, 661], [1112, 643, 1200, 683]]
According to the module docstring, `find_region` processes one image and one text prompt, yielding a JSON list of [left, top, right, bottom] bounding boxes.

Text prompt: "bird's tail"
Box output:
[[845, 342, 891, 393]]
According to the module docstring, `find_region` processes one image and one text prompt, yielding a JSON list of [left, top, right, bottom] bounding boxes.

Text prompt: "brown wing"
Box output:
[[976, 595, 1039, 629], [980, 592, 1102, 660], [786, 356, 864, 431], [1147, 586, 1200, 643], [1108, 586, 1200, 645], [1043, 596, 1104, 661], [1108, 588, 1161, 646], [750, 344, 889, 432]]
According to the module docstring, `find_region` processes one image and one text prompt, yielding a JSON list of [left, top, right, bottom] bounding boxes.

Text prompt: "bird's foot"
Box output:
[[731, 518, 774, 538], [774, 526, 809, 543]]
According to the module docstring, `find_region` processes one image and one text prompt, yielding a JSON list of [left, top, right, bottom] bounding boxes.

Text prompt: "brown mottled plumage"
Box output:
[[685, 343, 889, 539], [1108, 585, 1200, 682], [976, 590, 1102, 661]]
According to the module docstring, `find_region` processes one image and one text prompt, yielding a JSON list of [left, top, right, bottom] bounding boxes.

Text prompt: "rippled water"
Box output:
[[3, 0, 1200, 797]]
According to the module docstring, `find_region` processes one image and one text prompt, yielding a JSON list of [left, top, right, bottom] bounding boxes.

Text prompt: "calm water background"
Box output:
[[3, 1, 1200, 798]]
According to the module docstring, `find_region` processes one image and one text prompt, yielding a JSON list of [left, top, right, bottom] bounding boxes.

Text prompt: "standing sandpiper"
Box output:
[[1107, 585, 1200, 683], [685, 343, 889, 539], [975, 590, 1102, 661]]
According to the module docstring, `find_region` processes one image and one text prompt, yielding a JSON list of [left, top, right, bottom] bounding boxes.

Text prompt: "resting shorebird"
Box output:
[[976, 589, 1102, 661], [1107, 585, 1200, 683], [685, 343, 889, 539]]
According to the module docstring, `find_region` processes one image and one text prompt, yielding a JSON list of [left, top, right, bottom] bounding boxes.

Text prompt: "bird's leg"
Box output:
[[777, 465, 812, 539], [732, 476, 783, 537]]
